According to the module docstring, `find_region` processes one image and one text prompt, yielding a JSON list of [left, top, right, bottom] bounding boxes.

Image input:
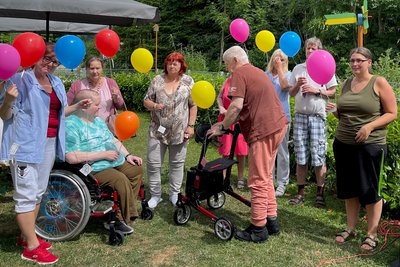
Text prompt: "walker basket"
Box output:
[[185, 157, 237, 199]]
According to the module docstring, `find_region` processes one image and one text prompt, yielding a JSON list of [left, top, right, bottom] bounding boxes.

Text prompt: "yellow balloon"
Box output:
[[191, 80, 216, 109], [130, 48, 154, 73], [255, 30, 276, 53]]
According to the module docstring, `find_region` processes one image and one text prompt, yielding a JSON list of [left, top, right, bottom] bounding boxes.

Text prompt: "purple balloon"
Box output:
[[306, 50, 336, 85], [229, 18, 250, 43], [0, 44, 21, 80]]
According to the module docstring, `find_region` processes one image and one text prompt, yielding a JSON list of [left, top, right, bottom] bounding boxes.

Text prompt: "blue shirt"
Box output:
[[0, 70, 67, 163], [266, 71, 292, 122], [65, 115, 124, 172]]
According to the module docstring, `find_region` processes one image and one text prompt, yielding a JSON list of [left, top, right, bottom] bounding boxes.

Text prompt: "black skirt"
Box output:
[[333, 138, 386, 206]]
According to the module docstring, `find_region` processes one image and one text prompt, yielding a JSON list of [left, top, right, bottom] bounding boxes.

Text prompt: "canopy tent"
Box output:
[[0, 0, 160, 40], [0, 17, 108, 35]]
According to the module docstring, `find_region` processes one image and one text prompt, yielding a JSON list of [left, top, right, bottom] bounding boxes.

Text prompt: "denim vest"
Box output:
[[0, 70, 67, 163]]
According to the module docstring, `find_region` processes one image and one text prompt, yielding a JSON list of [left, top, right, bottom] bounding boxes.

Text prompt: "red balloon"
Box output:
[[115, 111, 140, 141], [95, 29, 120, 58], [12, 32, 46, 68]]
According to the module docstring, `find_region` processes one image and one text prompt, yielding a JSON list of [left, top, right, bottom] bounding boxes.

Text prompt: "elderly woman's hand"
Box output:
[[4, 83, 18, 105], [77, 98, 92, 109], [111, 87, 120, 103], [184, 125, 195, 141]]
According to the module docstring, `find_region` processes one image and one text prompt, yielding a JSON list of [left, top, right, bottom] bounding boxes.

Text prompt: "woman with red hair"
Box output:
[[144, 51, 197, 209]]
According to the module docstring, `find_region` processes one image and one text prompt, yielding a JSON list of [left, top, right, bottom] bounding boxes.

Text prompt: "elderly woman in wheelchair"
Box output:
[[64, 89, 143, 235]]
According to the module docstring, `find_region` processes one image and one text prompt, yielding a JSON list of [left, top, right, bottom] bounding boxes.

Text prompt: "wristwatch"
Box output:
[[219, 124, 228, 132]]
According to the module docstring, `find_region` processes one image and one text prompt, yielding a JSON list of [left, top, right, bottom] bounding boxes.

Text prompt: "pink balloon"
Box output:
[[229, 18, 250, 43], [306, 50, 336, 85], [0, 44, 21, 80]]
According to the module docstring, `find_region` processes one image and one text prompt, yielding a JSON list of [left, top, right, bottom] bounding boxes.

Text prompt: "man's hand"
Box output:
[[207, 122, 224, 139]]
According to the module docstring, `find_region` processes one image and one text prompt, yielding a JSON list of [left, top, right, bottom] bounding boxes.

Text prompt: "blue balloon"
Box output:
[[279, 31, 301, 57], [55, 35, 86, 69]]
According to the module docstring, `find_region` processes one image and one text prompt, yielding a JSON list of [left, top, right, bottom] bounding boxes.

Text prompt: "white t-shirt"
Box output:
[[289, 63, 338, 119]]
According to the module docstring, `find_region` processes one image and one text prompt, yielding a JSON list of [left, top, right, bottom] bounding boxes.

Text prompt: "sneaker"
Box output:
[[275, 185, 286, 197], [235, 224, 268, 243], [148, 196, 163, 209], [266, 217, 280, 236], [237, 179, 246, 189], [21, 246, 58, 265], [169, 194, 178, 206], [16, 236, 52, 250], [104, 220, 134, 235]]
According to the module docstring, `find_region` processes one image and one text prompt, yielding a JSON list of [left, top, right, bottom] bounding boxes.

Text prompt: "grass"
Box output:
[[0, 112, 399, 267]]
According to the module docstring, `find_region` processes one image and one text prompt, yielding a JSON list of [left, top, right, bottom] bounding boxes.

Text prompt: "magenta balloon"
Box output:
[[229, 18, 250, 43], [306, 50, 336, 85], [0, 44, 21, 80]]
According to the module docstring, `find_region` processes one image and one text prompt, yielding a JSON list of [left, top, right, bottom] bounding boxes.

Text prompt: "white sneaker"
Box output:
[[148, 196, 163, 209], [275, 185, 286, 197], [169, 194, 178, 206]]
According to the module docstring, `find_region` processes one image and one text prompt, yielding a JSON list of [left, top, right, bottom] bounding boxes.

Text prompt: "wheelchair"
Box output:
[[35, 162, 153, 246]]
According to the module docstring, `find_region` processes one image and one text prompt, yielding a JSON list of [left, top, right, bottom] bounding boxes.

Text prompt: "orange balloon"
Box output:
[[115, 111, 140, 140]]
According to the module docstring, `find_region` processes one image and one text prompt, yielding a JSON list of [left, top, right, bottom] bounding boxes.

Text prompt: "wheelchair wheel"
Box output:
[[207, 192, 225, 210], [214, 217, 235, 241], [35, 169, 91, 242], [140, 207, 154, 220], [173, 204, 191, 225], [109, 230, 124, 246]]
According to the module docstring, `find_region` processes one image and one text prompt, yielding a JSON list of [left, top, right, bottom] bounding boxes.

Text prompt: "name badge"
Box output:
[[80, 163, 93, 176], [157, 125, 166, 134]]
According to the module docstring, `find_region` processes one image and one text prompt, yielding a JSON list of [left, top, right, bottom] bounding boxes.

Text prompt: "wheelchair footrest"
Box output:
[[92, 200, 114, 214]]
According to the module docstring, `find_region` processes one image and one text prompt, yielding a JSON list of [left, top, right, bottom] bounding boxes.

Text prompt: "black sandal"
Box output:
[[315, 195, 326, 208], [289, 194, 304, 205], [335, 229, 356, 244], [360, 235, 378, 251]]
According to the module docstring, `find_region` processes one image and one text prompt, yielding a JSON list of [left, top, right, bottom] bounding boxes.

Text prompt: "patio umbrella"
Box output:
[[0, 17, 108, 35], [0, 0, 160, 40]]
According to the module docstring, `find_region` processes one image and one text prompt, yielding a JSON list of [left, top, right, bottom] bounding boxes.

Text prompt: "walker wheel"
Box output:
[[207, 192, 226, 210], [140, 207, 154, 220], [214, 217, 235, 241], [109, 230, 124, 246], [173, 204, 191, 225]]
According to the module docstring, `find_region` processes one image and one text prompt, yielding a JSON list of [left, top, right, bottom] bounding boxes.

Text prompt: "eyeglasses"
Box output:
[[349, 59, 369, 64], [42, 56, 60, 66]]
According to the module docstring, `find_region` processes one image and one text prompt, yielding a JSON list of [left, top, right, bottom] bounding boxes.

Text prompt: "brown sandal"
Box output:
[[335, 229, 356, 244], [360, 235, 378, 251], [289, 194, 304, 205]]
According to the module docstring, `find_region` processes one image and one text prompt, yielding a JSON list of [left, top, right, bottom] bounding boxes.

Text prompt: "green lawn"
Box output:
[[0, 112, 398, 267]]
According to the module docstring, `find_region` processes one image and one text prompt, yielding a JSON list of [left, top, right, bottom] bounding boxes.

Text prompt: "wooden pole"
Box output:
[[357, 25, 363, 47]]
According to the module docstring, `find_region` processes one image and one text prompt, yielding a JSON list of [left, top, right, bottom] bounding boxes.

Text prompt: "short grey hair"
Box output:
[[223, 46, 249, 64], [72, 89, 99, 104], [305, 37, 323, 50]]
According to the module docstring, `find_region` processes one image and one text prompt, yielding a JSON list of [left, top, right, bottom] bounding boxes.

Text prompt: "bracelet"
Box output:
[[125, 153, 131, 160], [187, 124, 195, 128]]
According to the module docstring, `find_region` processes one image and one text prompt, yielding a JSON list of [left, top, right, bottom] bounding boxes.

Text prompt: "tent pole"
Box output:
[[45, 11, 50, 42]]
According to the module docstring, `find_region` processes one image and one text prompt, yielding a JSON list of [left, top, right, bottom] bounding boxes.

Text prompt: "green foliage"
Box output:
[[112, 72, 155, 112]]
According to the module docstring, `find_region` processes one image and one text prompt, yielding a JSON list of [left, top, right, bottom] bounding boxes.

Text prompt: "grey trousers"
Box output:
[[147, 136, 188, 198], [274, 124, 290, 187]]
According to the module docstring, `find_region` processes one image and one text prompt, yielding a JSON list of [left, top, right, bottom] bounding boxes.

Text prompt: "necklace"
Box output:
[[88, 77, 103, 91]]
